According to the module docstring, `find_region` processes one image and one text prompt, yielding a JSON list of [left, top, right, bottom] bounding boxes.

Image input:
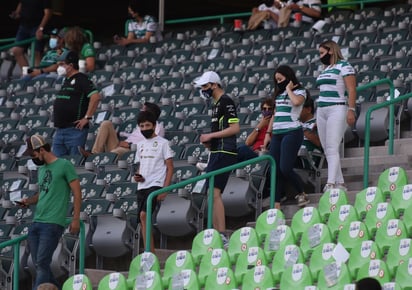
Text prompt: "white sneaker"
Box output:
[[323, 183, 335, 193], [295, 193, 310, 207], [196, 162, 207, 172], [335, 183, 348, 192]]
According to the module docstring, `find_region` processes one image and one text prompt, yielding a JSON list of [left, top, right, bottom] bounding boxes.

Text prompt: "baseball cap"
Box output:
[[50, 28, 66, 38], [193, 71, 222, 87], [23, 135, 48, 156], [57, 50, 79, 65]]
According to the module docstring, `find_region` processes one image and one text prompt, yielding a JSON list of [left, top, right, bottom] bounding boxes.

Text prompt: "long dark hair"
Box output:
[[273, 65, 303, 96]]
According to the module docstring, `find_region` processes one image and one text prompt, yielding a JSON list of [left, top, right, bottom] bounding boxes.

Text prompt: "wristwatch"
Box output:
[[38, 27, 44, 31], [255, 128, 260, 132], [84, 115, 92, 120]]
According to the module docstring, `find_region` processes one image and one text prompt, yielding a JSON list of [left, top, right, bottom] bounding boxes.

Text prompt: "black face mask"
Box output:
[[141, 129, 154, 139], [200, 88, 213, 99], [320, 53, 331, 65], [277, 79, 289, 92], [32, 157, 45, 166]]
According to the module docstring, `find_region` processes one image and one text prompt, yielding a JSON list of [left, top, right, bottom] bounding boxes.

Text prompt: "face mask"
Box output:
[[262, 110, 273, 118], [277, 79, 288, 92], [200, 88, 213, 99], [141, 129, 154, 139], [128, 13, 135, 19], [57, 66, 67, 76], [31, 157, 45, 166], [320, 53, 331, 65], [49, 38, 58, 49]]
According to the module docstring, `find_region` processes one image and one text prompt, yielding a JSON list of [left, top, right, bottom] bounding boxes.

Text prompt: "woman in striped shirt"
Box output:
[[264, 65, 309, 209], [316, 40, 357, 193]]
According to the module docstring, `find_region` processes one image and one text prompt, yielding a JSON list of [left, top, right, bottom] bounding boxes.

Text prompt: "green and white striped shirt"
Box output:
[[273, 88, 306, 134]]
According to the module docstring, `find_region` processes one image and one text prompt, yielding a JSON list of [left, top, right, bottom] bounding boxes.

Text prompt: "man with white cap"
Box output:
[[19, 134, 82, 289], [193, 71, 240, 247]]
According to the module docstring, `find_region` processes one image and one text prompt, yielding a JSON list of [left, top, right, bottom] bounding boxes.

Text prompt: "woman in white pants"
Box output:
[[316, 40, 357, 192]]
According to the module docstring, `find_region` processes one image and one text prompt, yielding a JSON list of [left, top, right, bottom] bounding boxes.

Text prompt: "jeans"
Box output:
[[237, 144, 258, 162], [28, 222, 64, 290], [316, 105, 348, 184], [52, 127, 88, 157], [269, 128, 304, 202]]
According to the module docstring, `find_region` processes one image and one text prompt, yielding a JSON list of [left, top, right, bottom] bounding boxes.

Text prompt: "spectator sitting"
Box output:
[[114, 0, 163, 45], [284, 0, 322, 25], [78, 102, 165, 159], [247, 0, 282, 30], [25, 28, 67, 80], [64, 26, 96, 72]]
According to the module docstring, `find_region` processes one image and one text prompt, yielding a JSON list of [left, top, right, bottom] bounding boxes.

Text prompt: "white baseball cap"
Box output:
[[193, 71, 222, 87]]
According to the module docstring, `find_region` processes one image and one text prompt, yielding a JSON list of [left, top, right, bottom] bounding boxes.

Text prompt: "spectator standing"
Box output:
[[194, 71, 240, 247], [20, 135, 82, 290], [114, 0, 163, 45], [264, 65, 308, 209], [10, 0, 53, 69], [79, 102, 165, 158], [316, 40, 356, 192], [52, 50, 101, 157], [26, 28, 67, 80], [134, 111, 173, 253], [64, 26, 96, 72]]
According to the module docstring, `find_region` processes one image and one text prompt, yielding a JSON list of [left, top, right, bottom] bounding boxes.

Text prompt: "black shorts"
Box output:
[[206, 152, 237, 191], [137, 186, 162, 217]]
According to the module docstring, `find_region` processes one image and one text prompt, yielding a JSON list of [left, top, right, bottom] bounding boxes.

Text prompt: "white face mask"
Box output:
[[49, 38, 58, 49], [57, 66, 67, 76]]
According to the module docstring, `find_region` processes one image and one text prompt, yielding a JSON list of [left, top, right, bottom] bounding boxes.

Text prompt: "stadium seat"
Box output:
[[327, 204, 360, 240], [132, 270, 163, 290], [317, 262, 352, 290], [318, 188, 349, 223], [308, 242, 336, 282], [234, 246, 268, 283], [347, 239, 383, 280], [62, 274, 93, 290], [162, 250, 196, 287], [279, 263, 313, 289], [356, 259, 391, 286], [204, 266, 238, 289], [262, 224, 296, 261], [255, 208, 286, 244], [364, 202, 397, 237], [356, 101, 389, 143], [377, 166, 409, 199], [126, 251, 161, 288], [197, 248, 231, 287], [98, 272, 128, 290], [386, 238, 412, 279], [241, 265, 274, 289], [299, 223, 333, 261], [394, 257, 412, 290], [337, 221, 371, 252], [290, 206, 322, 241], [382, 282, 402, 290], [374, 218, 408, 254], [227, 226, 260, 265], [390, 184, 412, 217], [191, 228, 223, 265], [271, 244, 305, 284], [167, 269, 200, 290], [353, 186, 386, 220]]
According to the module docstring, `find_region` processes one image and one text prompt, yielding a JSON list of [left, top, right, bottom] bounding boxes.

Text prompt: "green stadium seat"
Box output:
[[132, 270, 163, 290], [271, 244, 305, 284], [316, 262, 352, 290], [279, 263, 313, 289], [262, 224, 296, 261], [191, 228, 223, 265], [204, 267, 238, 289], [234, 246, 268, 283], [162, 250, 196, 287], [197, 248, 230, 287], [98, 272, 128, 290], [374, 219, 408, 254], [356, 259, 391, 286], [394, 257, 412, 290], [353, 186, 386, 220], [227, 226, 260, 265], [62, 274, 93, 290], [255, 208, 286, 244], [318, 188, 349, 223], [347, 240, 383, 280], [241, 265, 274, 289], [308, 242, 336, 282], [390, 184, 412, 217], [337, 221, 371, 252], [167, 269, 200, 290], [386, 238, 412, 279], [290, 206, 322, 241], [300, 223, 333, 261], [377, 166, 408, 199], [364, 202, 398, 237], [126, 252, 160, 289], [402, 203, 412, 237], [327, 204, 360, 240]]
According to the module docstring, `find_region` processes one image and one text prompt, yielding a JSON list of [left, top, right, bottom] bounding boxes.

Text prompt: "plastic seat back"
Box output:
[[337, 221, 370, 252], [191, 228, 223, 265], [198, 248, 230, 287], [374, 219, 408, 254], [308, 242, 336, 282], [364, 202, 397, 237], [386, 238, 412, 279], [347, 240, 383, 280], [394, 257, 412, 290], [353, 186, 385, 220], [291, 206, 322, 241], [127, 252, 160, 289], [390, 184, 412, 217], [204, 267, 237, 290], [262, 224, 296, 261], [98, 272, 128, 290], [162, 250, 195, 287], [133, 270, 163, 290], [317, 262, 352, 290], [300, 223, 333, 261], [241, 265, 274, 289], [234, 246, 268, 283], [62, 274, 93, 290], [377, 166, 408, 199], [356, 259, 391, 286], [279, 263, 313, 289], [271, 244, 305, 284], [255, 208, 286, 244], [167, 269, 200, 290], [327, 204, 360, 240], [318, 188, 348, 223], [227, 226, 259, 265]]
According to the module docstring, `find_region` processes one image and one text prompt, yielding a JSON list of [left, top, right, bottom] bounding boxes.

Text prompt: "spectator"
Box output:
[[20, 134, 82, 289], [296, 95, 323, 169], [284, 0, 322, 25], [64, 26, 96, 72], [194, 71, 240, 247], [52, 50, 101, 157], [356, 277, 382, 290], [133, 111, 173, 253], [26, 28, 67, 80], [264, 65, 308, 209], [78, 102, 165, 158], [247, 0, 282, 30], [316, 40, 356, 192], [114, 0, 163, 45], [10, 0, 53, 69]]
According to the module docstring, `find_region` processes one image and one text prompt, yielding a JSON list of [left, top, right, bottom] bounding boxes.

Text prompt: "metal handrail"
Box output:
[[144, 154, 276, 252], [0, 218, 85, 290]]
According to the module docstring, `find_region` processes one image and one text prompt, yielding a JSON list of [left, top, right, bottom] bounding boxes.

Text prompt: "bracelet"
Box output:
[[348, 107, 356, 112], [265, 131, 271, 135]]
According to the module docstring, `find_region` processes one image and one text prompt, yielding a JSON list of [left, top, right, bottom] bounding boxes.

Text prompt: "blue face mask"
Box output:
[[49, 38, 58, 49], [200, 88, 213, 99], [262, 110, 273, 118]]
